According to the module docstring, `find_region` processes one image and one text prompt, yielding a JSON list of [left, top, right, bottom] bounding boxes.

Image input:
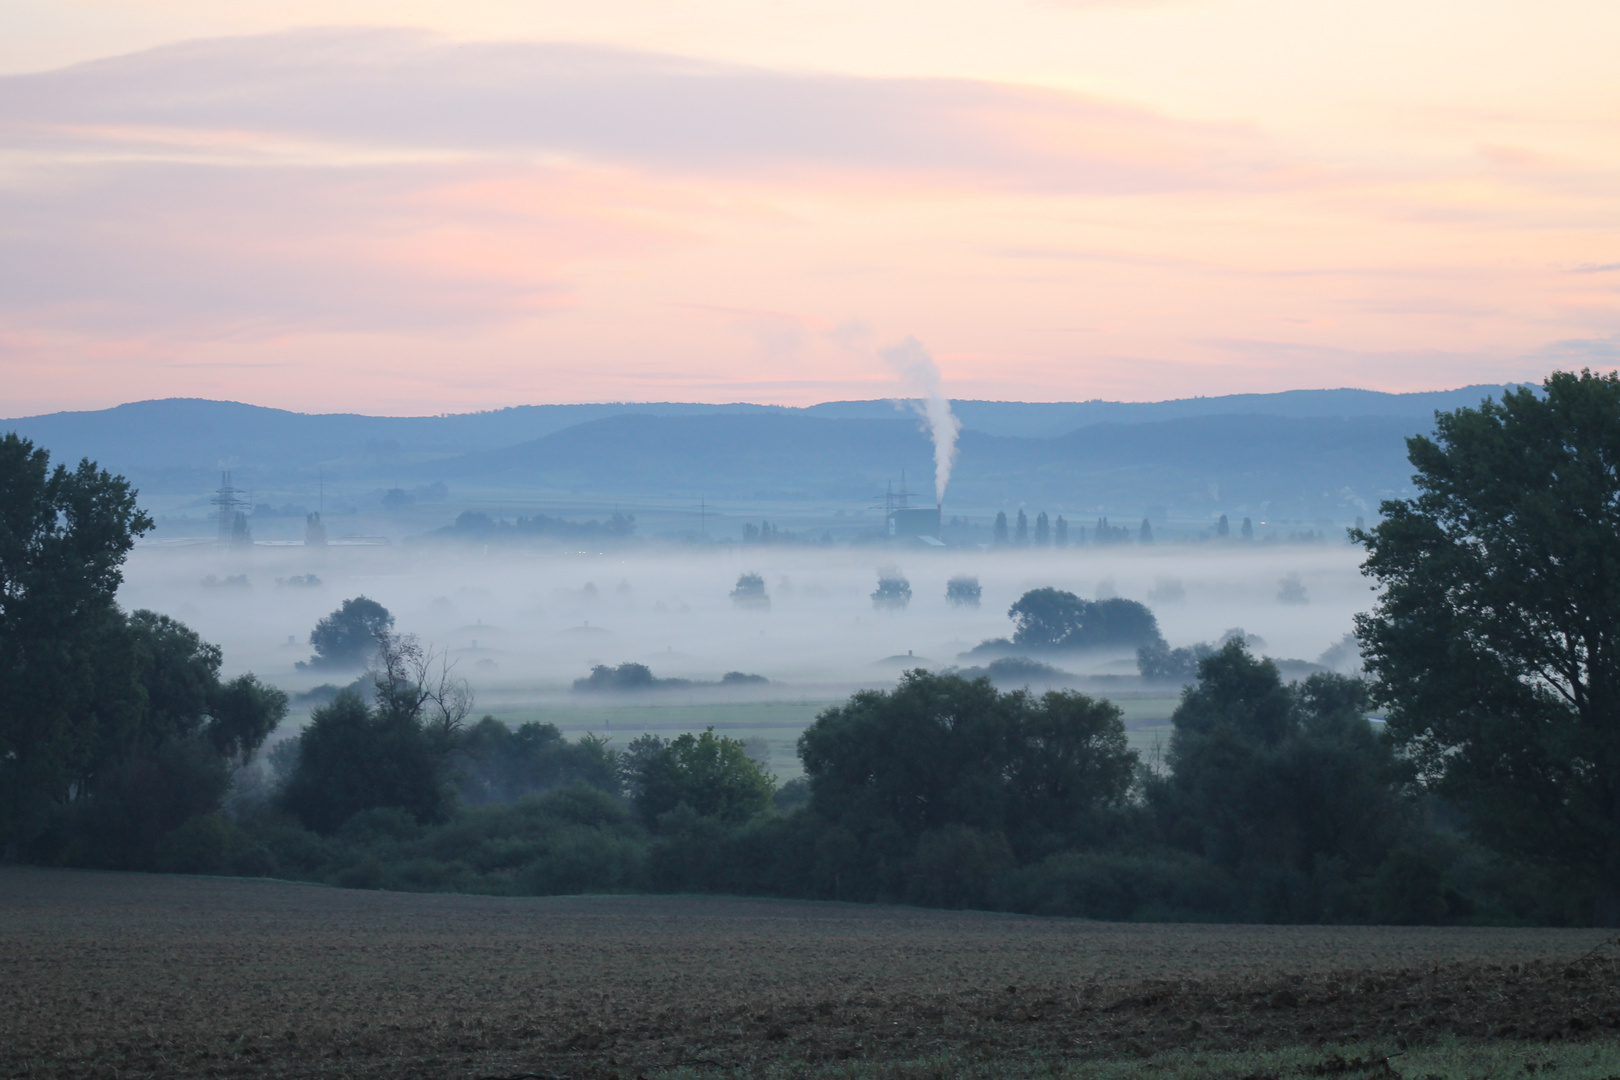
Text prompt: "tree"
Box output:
[[456, 717, 618, 803], [1137, 639, 1214, 683], [0, 434, 153, 850], [1014, 509, 1029, 546], [1054, 516, 1068, 547], [1216, 514, 1230, 538], [1139, 518, 1153, 544], [731, 572, 769, 610], [278, 690, 449, 833], [993, 511, 1009, 545], [945, 575, 982, 608], [628, 728, 775, 826], [280, 634, 466, 832], [305, 596, 393, 669], [1034, 512, 1050, 546], [0, 435, 283, 862], [1355, 371, 1620, 924], [51, 612, 286, 867], [1007, 588, 1165, 651], [574, 661, 661, 691], [798, 671, 1136, 856], [871, 568, 912, 610], [1241, 517, 1254, 540], [1152, 641, 1404, 918]]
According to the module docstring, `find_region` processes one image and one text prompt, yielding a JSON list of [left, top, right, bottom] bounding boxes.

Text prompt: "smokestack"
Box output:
[[882, 337, 960, 505]]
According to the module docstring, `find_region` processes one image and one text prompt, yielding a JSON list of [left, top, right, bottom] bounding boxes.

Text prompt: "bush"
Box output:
[[904, 825, 1013, 909], [278, 691, 452, 834], [46, 737, 232, 870], [1001, 850, 1236, 921], [154, 813, 274, 878], [1370, 848, 1451, 925], [456, 716, 619, 803]]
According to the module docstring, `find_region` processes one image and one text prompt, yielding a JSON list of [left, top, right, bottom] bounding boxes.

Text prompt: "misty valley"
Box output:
[[8, 376, 1620, 1079]]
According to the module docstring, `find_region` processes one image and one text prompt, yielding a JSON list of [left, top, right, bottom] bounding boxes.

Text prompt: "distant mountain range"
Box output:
[[0, 386, 1521, 522]]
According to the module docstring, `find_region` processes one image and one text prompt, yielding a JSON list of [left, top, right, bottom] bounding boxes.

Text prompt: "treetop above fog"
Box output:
[[1008, 588, 1163, 652], [306, 596, 394, 669]]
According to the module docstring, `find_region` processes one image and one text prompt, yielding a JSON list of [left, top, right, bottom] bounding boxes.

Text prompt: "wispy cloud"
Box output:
[[0, 28, 1277, 193]]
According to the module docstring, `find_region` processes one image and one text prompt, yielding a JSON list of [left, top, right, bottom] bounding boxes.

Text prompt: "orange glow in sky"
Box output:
[[1, 1, 1617, 414]]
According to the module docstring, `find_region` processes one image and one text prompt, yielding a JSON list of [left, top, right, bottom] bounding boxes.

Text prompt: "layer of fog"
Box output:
[[119, 542, 1373, 717]]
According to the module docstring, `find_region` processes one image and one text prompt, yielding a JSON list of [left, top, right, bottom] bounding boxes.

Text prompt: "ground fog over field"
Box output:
[[120, 540, 1371, 723]]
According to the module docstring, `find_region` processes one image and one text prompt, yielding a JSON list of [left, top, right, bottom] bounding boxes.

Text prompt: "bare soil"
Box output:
[[3, 867, 1616, 1078]]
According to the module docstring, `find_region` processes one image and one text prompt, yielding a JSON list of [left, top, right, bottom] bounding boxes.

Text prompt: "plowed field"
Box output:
[[3, 867, 1617, 1079]]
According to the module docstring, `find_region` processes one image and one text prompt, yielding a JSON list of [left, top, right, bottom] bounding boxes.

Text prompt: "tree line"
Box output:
[[6, 371, 1620, 924]]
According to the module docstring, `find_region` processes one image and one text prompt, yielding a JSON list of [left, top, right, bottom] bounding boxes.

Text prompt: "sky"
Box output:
[[1, 0, 1617, 416]]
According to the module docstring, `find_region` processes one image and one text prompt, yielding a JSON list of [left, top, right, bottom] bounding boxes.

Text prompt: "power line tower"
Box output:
[[210, 471, 248, 545], [872, 470, 922, 536]]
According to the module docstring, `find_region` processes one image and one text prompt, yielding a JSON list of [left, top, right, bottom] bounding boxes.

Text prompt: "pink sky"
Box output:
[[1, 1, 1617, 415]]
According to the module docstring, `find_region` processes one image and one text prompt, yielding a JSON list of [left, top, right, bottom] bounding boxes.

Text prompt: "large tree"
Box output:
[[1356, 370, 1620, 924], [1, 434, 284, 862], [1153, 641, 1404, 919], [1, 434, 152, 850], [626, 729, 775, 827], [306, 596, 394, 669], [798, 670, 1137, 856], [1008, 588, 1164, 652]]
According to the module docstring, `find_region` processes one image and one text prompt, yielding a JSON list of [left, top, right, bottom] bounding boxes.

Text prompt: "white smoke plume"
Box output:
[[881, 337, 960, 505]]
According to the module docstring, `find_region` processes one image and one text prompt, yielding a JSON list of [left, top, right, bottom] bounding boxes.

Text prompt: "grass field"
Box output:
[[5, 867, 1618, 1079], [449, 694, 1183, 778]]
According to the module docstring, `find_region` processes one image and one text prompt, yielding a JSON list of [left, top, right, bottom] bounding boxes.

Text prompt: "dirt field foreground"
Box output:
[[4, 867, 1620, 1080]]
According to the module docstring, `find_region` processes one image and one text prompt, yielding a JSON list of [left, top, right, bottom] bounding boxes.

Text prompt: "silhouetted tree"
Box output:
[[872, 568, 912, 610], [1277, 573, 1308, 604], [1139, 518, 1153, 544], [1241, 516, 1254, 540], [1054, 516, 1068, 547], [1136, 639, 1214, 682], [1, 435, 154, 847], [304, 511, 327, 546], [628, 728, 775, 827], [278, 690, 449, 833], [574, 662, 660, 691], [1015, 509, 1029, 546], [1150, 641, 1404, 920], [1035, 512, 1050, 546], [456, 717, 618, 803], [730, 572, 769, 610], [993, 511, 1009, 545], [1356, 370, 1620, 924], [945, 575, 982, 608], [798, 671, 1136, 857], [1216, 514, 1230, 538], [306, 596, 394, 669], [1007, 588, 1164, 651]]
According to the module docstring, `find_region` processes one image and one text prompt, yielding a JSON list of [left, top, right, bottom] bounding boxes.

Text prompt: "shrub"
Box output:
[[278, 691, 452, 834], [904, 825, 1014, 909]]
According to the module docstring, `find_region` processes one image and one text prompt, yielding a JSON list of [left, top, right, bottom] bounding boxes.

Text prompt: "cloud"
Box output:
[[0, 27, 1276, 194], [0, 158, 683, 335]]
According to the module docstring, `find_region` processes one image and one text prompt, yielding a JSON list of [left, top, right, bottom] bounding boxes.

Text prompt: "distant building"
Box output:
[[891, 506, 941, 540]]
